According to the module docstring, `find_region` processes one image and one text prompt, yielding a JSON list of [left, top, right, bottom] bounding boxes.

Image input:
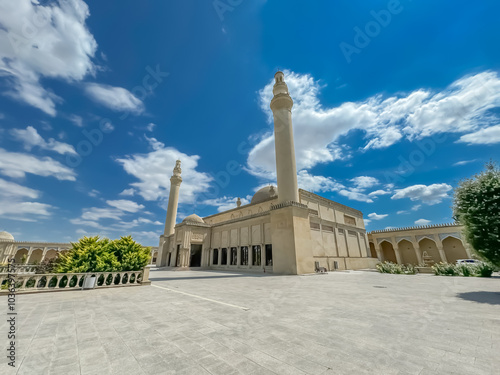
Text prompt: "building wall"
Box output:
[[368, 224, 472, 265]]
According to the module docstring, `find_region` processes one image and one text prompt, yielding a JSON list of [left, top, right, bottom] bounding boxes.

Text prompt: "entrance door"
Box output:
[[190, 244, 202, 267]]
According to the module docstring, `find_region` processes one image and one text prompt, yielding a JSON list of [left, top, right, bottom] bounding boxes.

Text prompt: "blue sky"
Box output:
[[0, 0, 499, 245]]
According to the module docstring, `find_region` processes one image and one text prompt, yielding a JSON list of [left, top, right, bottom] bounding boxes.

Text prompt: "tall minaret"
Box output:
[[270, 71, 299, 203], [164, 160, 182, 236]]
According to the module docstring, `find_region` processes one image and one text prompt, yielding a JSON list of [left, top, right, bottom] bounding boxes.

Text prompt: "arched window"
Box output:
[[213, 249, 219, 265], [240, 246, 248, 266], [252, 245, 261, 266], [221, 248, 228, 265], [230, 247, 237, 265], [265, 244, 273, 266]]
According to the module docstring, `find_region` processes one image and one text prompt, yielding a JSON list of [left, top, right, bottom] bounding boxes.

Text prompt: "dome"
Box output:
[[182, 214, 205, 224], [0, 231, 14, 241], [251, 185, 278, 204]]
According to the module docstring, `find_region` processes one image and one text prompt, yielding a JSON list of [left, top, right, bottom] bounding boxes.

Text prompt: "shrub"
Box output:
[[376, 262, 416, 275], [476, 263, 494, 277], [432, 262, 494, 277], [432, 262, 459, 276], [55, 235, 150, 273]]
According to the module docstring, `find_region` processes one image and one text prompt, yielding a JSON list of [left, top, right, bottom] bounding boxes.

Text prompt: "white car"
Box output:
[[456, 259, 483, 265]]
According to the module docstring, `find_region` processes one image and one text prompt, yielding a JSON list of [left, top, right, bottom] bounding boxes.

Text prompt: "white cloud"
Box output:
[[88, 189, 99, 197], [415, 219, 431, 226], [116, 145, 212, 204], [297, 170, 344, 193], [368, 189, 391, 197], [10, 126, 77, 155], [0, 0, 97, 115], [351, 176, 379, 189], [84, 83, 143, 113], [367, 212, 388, 220], [106, 199, 144, 213], [453, 159, 478, 167], [391, 183, 452, 205], [0, 148, 76, 180], [203, 196, 251, 213], [119, 188, 135, 196], [457, 125, 500, 145], [0, 178, 53, 220], [247, 70, 500, 178], [338, 189, 373, 203], [80, 207, 124, 222], [146, 122, 156, 132], [68, 115, 83, 127]]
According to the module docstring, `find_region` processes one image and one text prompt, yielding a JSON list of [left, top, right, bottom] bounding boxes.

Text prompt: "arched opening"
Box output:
[[418, 238, 441, 264], [212, 249, 219, 265], [221, 248, 228, 265], [380, 241, 397, 263], [14, 249, 29, 263], [189, 244, 202, 267], [442, 237, 468, 264], [398, 240, 418, 265], [28, 249, 43, 264], [44, 249, 58, 261], [369, 242, 377, 258], [151, 251, 158, 264]]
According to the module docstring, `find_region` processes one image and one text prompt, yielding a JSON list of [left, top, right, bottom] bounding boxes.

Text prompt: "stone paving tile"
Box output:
[[1, 269, 499, 374]]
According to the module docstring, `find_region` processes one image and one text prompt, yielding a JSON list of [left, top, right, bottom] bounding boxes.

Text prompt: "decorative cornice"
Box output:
[[211, 210, 271, 228], [368, 223, 460, 234], [271, 201, 308, 210], [298, 189, 364, 217]]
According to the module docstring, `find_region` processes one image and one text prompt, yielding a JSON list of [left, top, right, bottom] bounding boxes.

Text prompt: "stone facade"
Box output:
[[0, 231, 158, 265], [157, 72, 378, 274], [367, 224, 472, 265]]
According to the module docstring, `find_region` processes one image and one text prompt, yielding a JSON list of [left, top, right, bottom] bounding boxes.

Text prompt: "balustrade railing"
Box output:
[[0, 264, 40, 274], [0, 270, 145, 293]]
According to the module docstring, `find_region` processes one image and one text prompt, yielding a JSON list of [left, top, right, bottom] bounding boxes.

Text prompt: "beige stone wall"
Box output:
[[0, 241, 71, 264], [203, 198, 278, 225], [368, 224, 472, 266], [300, 189, 371, 271]]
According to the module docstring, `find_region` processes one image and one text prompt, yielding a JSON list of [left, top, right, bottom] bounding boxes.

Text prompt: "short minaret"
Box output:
[[164, 160, 182, 236], [270, 71, 299, 203]]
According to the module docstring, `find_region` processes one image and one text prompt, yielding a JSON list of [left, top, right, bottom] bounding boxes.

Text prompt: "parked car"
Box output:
[[456, 259, 483, 265]]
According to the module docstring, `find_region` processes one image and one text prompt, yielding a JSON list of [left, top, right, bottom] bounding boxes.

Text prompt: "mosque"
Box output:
[[0, 72, 473, 273], [157, 72, 379, 274]]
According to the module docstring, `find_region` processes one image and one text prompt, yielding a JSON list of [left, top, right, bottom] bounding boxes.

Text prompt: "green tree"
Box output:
[[453, 162, 500, 266], [56, 236, 120, 273], [109, 236, 151, 271]]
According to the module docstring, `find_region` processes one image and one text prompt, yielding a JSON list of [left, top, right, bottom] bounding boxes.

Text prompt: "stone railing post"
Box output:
[[140, 265, 153, 285]]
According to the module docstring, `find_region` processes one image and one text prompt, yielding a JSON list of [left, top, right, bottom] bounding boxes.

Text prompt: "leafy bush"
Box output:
[[109, 236, 151, 271], [376, 262, 416, 275], [432, 262, 494, 277], [476, 262, 494, 277], [55, 236, 150, 273], [35, 257, 61, 274], [432, 262, 459, 276]]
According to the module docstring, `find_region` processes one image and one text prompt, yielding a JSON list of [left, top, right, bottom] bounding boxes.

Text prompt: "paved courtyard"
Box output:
[[1, 269, 499, 375]]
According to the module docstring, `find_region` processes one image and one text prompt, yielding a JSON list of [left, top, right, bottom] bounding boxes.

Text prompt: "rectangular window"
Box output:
[[344, 215, 356, 226], [265, 244, 272, 266], [310, 222, 320, 230], [240, 246, 248, 265], [213, 249, 219, 265], [230, 247, 237, 265], [252, 245, 261, 266], [322, 225, 334, 232], [221, 248, 228, 265]]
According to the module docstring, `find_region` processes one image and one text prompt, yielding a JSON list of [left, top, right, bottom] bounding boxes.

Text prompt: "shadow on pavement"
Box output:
[[457, 291, 500, 305]]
